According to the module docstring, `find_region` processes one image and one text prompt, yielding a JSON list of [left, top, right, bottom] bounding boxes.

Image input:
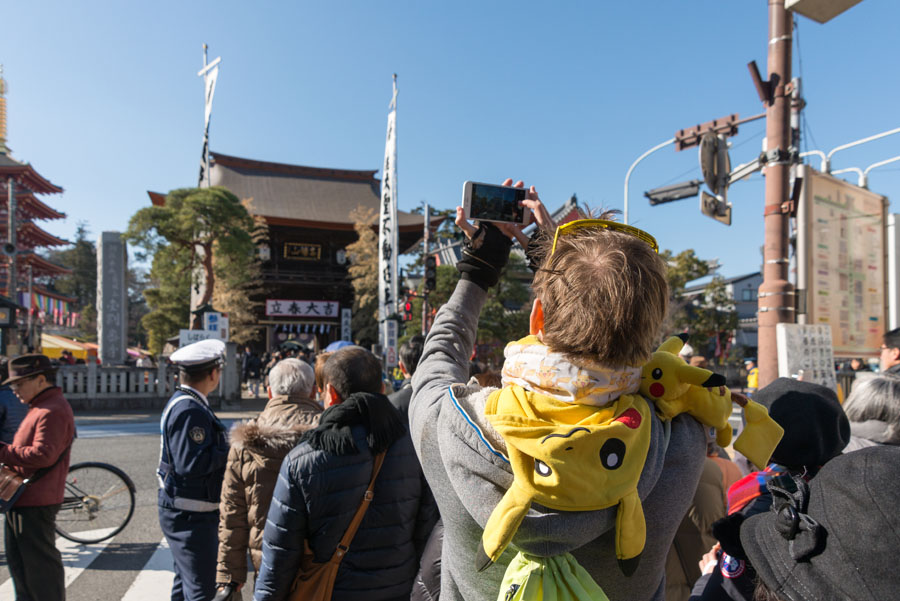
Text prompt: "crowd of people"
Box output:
[[0, 183, 899, 601]]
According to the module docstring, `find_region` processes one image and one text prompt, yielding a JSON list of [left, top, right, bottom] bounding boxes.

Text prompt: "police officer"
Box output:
[[158, 339, 230, 601]]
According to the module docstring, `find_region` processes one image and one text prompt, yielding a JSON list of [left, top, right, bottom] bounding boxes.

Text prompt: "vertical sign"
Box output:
[[97, 232, 128, 365], [378, 74, 399, 356], [385, 319, 398, 368], [799, 168, 886, 356], [341, 308, 352, 341]]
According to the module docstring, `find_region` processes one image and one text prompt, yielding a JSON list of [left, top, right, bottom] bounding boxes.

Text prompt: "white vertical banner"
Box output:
[[378, 74, 399, 357], [197, 48, 221, 188], [341, 308, 352, 341]]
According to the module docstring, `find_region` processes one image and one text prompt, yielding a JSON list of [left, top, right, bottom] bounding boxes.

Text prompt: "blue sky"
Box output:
[[2, 1, 898, 278]]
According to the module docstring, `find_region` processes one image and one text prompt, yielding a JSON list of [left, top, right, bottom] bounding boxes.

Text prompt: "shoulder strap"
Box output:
[[28, 433, 76, 484], [329, 451, 387, 564]]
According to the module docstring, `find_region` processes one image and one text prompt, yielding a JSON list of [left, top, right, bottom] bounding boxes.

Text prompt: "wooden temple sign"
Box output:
[[283, 242, 321, 261], [266, 299, 339, 318]]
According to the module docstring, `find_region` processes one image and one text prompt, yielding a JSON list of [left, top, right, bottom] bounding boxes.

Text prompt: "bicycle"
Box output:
[[55, 462, 137, 544]]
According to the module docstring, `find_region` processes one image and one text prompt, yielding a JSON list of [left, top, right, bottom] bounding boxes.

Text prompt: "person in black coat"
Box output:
[[254, 346, 437, 601], [388, 335, 424, 422]]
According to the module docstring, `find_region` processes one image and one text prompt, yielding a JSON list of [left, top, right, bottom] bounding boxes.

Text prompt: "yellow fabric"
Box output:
[[732, 399, 784, 470], [40, 333, 92, 360], [640, 337, 734, 445], [497, 552, 610, 601], [482, 337, 652, 573], [640, 337, 783, 471], [747, 367, 759, 390]]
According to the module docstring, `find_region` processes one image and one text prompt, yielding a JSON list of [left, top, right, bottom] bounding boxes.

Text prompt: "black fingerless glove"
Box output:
[[456, 222, 512, 290], [525, 228, 550, 273]]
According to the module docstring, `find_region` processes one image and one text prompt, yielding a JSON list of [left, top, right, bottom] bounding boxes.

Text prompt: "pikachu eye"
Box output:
[[651, 368, 663, 380], [534, 458, 552, 477], [600, 439, 626, 470]]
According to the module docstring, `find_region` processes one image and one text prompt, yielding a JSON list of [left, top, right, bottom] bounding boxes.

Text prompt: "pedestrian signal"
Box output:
[[424, 255, 437, 291]]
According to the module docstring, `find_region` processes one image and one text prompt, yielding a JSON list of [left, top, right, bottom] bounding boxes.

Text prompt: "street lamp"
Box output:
[[644, 180, 702, 205]]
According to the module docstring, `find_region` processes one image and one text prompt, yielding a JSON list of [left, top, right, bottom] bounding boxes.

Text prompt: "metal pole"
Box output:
[[26, 263, 32, 349], [6, 176, 16, 352], [422, 203, 430, 335], [757, 0, 794, 388], [623, 137, 675, 225], [826, 126, 900, 172]]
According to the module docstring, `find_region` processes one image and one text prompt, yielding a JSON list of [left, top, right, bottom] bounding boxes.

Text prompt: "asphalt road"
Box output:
[[0, 421, 257, 600]]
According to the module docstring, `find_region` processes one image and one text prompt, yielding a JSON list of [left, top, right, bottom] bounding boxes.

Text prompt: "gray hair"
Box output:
[[844, 374, 900, 429], [267, 358, 315, 397]]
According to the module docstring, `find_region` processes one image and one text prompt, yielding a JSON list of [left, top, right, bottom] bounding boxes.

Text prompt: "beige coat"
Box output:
[[216, 394, 322, 584]]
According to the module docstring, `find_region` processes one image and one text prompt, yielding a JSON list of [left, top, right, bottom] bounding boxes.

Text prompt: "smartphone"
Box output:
[[462, 181, 531, 225]]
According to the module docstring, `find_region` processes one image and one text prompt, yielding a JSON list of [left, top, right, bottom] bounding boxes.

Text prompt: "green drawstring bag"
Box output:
[[497, 552, 610, 601]]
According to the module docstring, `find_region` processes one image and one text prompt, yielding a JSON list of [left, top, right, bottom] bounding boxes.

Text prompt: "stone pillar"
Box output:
[[97, 232, 128, 365]]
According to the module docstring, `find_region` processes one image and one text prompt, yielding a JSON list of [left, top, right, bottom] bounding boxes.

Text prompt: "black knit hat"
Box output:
[[753, 377, 850, 469], [742, 445, 900, 601]]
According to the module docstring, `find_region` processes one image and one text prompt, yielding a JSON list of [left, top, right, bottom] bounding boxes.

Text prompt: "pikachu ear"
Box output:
[[657, 336, 685, 355], [676, 363, 719, 387]]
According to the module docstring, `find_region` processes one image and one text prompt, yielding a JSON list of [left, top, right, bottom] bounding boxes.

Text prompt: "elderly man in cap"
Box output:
[[0, 353, 75, 601], [158, 339, 230, 601]]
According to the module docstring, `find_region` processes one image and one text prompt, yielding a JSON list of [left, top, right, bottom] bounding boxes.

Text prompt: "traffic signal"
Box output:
[[404, 300, 413, 321], [424, 255, 437, 292]]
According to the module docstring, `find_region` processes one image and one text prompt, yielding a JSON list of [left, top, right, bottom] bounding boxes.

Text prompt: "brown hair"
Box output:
[[314, 352, 333, 395], [532, 224, 668, 367], [322, 346, 383, 400]]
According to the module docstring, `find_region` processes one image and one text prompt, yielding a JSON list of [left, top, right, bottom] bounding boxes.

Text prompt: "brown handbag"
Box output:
[[0, 465, 27, 513], [287, 451, 387, 601]]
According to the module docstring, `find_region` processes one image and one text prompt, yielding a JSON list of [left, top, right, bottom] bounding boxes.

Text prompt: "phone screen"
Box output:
[[469, 183, 527, 223]]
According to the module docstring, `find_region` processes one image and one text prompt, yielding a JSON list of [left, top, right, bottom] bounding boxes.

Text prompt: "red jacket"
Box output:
[[0, 386, 75, 507]]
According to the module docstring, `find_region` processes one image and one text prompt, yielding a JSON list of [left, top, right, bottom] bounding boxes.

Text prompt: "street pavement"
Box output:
[[0, 395, 269, 601]]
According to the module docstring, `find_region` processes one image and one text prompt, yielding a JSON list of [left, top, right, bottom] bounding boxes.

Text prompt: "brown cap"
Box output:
[[3, 354, 54, 385]]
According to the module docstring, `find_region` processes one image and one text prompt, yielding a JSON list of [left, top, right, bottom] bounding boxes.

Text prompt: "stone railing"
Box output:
[[55, 345, 241, 410]]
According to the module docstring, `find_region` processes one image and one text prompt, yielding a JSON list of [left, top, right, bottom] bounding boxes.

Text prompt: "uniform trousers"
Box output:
[[5, 504, 64, 601], [159, 505, 219, 601]]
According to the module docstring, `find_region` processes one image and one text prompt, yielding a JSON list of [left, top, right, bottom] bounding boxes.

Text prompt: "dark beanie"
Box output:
[[753, 377, 850, 469]]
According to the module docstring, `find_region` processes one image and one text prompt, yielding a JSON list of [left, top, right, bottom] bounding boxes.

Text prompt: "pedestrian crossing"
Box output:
[[0, 530, 178, 600]]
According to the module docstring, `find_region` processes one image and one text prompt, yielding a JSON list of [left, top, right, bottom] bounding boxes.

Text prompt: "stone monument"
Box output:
[[97, 231, 127, 365]]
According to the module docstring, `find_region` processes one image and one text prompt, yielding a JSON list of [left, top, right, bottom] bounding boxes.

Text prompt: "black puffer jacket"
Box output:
[[254, 392, 438, 601]]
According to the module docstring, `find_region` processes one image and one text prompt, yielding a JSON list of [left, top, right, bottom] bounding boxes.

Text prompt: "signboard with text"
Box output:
[[266, 299, 339, 318], [283, 242, 322, 261], [179, 329, 216, 347], [801, 168, 887, 357], [776, 323, 837, 390]]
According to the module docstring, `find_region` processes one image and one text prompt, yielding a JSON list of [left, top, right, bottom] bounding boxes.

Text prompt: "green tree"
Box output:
[[400, 253, 531, 368], [686, 276, 739, 364], [42, 221, 98, 339], [346, 206, 379, 348], [660, 248, 710, 338], [125, 187, 257, 354]]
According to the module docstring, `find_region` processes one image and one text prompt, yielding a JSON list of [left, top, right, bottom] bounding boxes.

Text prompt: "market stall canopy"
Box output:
[[41, 333, 97, 361]]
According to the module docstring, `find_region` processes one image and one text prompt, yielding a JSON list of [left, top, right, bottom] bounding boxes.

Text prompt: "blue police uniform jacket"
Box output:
[[157, 387, 229, 512]]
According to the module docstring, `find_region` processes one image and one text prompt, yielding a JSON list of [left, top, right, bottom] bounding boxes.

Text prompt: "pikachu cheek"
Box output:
[[648, 383, 665, 398]]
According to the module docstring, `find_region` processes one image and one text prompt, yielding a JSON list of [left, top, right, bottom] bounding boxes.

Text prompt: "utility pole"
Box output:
[[6, 176, 16, 350], [757, 0, 795, 388], [422, 203, 430, 335]]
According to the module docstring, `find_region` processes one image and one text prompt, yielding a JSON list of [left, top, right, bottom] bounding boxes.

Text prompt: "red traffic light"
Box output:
[[404, 302, 412, 312]]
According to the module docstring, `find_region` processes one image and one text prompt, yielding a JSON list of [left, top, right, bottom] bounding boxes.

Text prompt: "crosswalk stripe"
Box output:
[[120, 536, 175, 601], [0, 527, 117, 596]]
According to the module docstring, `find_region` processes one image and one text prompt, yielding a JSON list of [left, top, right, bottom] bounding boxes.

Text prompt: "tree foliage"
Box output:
[[42, 222, 98, 339], [346, 206, 379, 348], [660, 248, 738, 362], [211, 198, 269, 345], [124, 187, 258, 354]]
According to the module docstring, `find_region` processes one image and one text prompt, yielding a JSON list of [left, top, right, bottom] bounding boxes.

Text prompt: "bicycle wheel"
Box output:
[[55, 462, 136, 544]]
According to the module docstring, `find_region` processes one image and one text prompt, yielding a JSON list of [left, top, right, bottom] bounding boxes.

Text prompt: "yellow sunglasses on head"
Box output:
[[550, 219, 659, 256]]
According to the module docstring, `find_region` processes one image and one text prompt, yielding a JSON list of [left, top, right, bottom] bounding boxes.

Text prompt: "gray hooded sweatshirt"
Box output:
[[410, 279, 706, 601]]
